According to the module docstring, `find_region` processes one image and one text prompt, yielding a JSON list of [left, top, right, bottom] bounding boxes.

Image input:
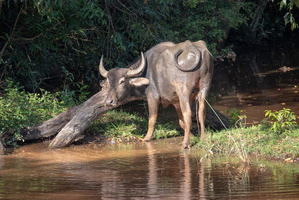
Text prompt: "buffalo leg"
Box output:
[[198, 79, 210, 140], [173, 104, 185, 130], [178, 96, 192, 149], [144, 96, 159, 142], [197, 94, 206, 140]]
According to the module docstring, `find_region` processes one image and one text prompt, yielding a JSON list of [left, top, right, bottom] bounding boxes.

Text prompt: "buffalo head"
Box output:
[[99, 52, 150, 106]]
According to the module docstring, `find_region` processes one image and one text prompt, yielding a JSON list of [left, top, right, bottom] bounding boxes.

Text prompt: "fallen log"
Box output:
[[204, 106, 230, 131], [22, 84, 113, 148], [23, 105, 80, 141], [22, 81, 108, 141], [48, 91, 147, 148], [49, 88, 111, 148]]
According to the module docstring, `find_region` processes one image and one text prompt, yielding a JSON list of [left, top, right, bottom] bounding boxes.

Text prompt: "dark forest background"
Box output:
[[1, 0, 299, 93]]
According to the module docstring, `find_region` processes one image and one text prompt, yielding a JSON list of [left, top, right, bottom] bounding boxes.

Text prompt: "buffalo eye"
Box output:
[[118, 77, 126, 85]]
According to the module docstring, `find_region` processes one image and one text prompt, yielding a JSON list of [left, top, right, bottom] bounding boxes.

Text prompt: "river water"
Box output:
[[1, 137, 299, 200]]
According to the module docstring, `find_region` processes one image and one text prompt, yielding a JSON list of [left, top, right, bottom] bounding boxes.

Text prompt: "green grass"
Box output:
[[192, 125, 299, 163], [88, 108, 180, 142]]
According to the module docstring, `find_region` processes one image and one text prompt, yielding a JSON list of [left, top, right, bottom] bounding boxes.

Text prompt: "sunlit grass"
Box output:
[[89, 109, 180, 142], [192, 125, 299, 163]]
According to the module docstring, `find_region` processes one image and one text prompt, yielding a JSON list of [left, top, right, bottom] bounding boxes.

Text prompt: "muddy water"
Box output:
[[214, 86, 299, 125], [1, 138, 299, 200]]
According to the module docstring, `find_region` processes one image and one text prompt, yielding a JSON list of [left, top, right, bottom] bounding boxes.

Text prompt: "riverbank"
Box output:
[[192, 125, 299, 164], [74, 105, 299, 164]]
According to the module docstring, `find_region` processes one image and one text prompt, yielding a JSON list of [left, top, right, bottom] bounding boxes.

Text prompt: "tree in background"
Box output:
[[0, 0, 297, 92]]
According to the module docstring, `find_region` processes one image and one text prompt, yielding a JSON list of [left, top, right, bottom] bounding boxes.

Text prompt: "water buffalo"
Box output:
[[99, 40, 213, 148]]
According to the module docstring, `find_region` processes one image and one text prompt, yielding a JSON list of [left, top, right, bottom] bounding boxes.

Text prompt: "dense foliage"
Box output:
[[1, 0, 296, 92], [0, 80, 83, 146]]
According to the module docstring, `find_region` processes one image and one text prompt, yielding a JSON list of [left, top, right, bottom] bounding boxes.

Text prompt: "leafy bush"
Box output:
[[226, 108, 247, 127], [263, 108, 297, 134], [0, 80, 81, 146]]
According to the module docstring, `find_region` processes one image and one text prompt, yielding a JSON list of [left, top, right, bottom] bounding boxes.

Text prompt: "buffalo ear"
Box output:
[[129, 78, 150, 87]]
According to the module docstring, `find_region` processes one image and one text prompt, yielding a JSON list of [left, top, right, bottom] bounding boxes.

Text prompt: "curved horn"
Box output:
[[99, 55, 108, 78], [127, 52, 146, 77]]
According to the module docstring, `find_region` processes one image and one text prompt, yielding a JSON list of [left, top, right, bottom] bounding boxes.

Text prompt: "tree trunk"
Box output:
[[0, 139, 5, 155], [204, 106, 230, 131], [249, 0, 268, 41]]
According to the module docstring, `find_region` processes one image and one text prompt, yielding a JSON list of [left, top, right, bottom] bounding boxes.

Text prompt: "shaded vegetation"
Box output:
[[1, 0, 298, 92]]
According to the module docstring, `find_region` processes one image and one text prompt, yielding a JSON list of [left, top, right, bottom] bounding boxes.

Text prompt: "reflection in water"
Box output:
[[146, 142, 206, 199], [146, 142, 158, 198], [0, 138, 299, 199], [180, 152, 191, 200], [223, 163, 251, 197], [199, 157, 206, 199], [146, 143, 207, 199]]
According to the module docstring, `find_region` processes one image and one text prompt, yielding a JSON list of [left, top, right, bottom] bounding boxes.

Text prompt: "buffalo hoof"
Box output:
[[182, 142, 191, 149], [143, 136, 153, 142]]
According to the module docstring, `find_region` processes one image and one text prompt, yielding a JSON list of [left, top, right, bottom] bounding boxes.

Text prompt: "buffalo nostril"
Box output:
[[108, 99, 114, 104], [105, 98, 117, 106]]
